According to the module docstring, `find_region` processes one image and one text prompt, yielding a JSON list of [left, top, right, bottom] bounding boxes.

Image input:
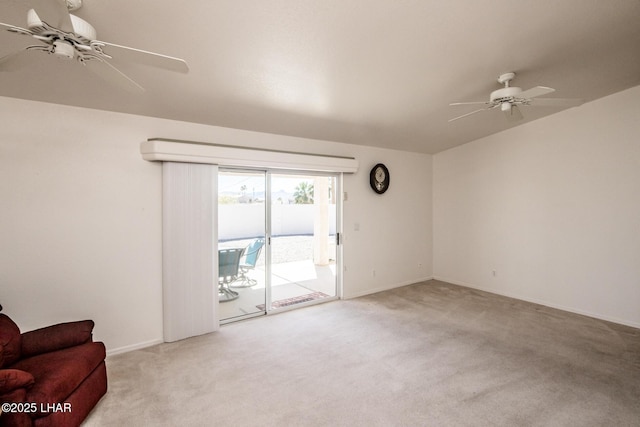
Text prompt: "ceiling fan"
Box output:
[[0, 0, 189, 92], [449, 72, 583, 123]]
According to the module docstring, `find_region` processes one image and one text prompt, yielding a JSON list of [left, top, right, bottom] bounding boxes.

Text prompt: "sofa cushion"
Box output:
[[10, 341, 106, 417], [0, 314, 21, 368]]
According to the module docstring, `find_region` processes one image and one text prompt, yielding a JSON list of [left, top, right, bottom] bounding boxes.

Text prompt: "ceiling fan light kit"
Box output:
[[449, 72, 583, 123], [52, 39, 74, 59], [0, 0, 189, 92]]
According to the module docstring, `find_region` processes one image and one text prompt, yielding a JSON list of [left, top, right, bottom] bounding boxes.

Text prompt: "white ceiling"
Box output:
[[1, 0, 639, 154]]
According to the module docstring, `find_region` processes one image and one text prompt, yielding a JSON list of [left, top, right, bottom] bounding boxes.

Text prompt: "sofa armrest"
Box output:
[[20, 320, 95, 358], [0, 369, 34, 394], [0, 386, 30, 427]]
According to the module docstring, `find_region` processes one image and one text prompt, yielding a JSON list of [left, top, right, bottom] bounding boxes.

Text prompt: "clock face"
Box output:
[[369, 163, 389, 194]]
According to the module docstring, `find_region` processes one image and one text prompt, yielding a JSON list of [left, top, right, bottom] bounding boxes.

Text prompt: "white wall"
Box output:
[[0, 96, 433, 353], [433, 85, 640, 328], [342, 147, 433, 298], [0, 100, 164, 354]]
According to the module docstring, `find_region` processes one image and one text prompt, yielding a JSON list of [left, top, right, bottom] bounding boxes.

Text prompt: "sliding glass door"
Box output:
[[218, 170, 267, 322], [269, 172, 338, 311], [218, 169, 340, 323]]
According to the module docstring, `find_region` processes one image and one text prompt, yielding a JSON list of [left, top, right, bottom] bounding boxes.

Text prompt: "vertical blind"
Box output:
[[162, 162, 218, 342]]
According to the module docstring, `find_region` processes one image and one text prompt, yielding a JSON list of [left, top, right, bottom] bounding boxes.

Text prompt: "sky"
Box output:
[[218, 172, 322, 196]]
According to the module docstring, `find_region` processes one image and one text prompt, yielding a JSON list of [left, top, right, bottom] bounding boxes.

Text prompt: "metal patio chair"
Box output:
[[231, 238, 265, 288], [218, 247, 244, 302]]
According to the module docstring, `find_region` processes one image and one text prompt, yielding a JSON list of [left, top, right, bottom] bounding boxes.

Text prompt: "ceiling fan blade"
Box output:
[[518, 86, 555, 99], [30, 0, 74, 33], [450, 101, 488, 106], [0, 48, 37, 71], [504, 104, 523, 122], [448, 108, 487, 122], [1, 22, 27, 33], [529, 97, 585, 107], [82, 58, 145, 93], [94, 41, 189, 73]]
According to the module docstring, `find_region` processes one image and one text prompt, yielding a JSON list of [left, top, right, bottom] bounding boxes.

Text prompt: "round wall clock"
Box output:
[[369, 163, 390, 194]]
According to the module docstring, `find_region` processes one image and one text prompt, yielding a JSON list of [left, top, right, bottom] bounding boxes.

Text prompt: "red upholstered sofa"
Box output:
[[0, 313, 107, 427]]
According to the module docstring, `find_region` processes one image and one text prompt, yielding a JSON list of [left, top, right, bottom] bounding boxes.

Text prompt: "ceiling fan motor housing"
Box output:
[[490, 86, 522, 103], [66, 0, 83, 11]]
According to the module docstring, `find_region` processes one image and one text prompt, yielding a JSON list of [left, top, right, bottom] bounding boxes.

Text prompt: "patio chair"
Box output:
[[218, 247, 244, 302], [231, 238, 265, 288]]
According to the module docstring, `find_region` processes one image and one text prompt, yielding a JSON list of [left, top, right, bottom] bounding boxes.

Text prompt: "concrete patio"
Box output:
[[218, 235, 337, 322]]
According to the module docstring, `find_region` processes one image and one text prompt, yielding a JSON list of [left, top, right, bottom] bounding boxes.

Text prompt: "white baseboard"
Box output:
[[433, 276, 640, 330], [344, 276, 434, 300], [106, 338, 164, 357]]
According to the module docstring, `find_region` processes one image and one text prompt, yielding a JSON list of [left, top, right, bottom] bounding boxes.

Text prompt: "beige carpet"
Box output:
[[84, 280, 640, 426]]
